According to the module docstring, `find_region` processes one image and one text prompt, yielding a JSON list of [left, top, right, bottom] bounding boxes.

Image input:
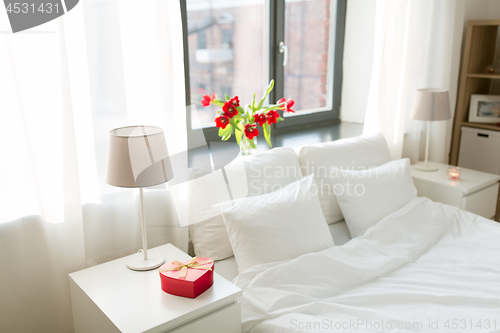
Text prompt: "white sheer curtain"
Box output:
[[363, 0, 465, 162], [0, 1, 186, 332]]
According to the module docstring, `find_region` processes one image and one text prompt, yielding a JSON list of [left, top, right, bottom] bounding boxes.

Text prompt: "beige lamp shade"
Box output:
[[105, 126, 174, 188], [410, 89, 451, 121]]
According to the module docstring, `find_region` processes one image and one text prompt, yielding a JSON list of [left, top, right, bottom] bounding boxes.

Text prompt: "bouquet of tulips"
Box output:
[[200, 80, 295, 149]]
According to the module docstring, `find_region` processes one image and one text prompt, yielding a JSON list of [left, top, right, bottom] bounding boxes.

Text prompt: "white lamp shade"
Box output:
[[410, 89, 451, 121], [105, 126, 174, 188]]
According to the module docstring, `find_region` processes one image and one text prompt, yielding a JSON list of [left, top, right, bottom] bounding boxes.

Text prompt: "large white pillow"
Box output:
[[218, 174, 334, 273], [331, 158, 417, 238], [189, 147, 303, 260], [296, 133, 392, 225]]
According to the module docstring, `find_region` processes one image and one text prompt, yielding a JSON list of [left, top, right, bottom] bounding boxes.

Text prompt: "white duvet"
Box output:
[[233, 197, 500, 332]]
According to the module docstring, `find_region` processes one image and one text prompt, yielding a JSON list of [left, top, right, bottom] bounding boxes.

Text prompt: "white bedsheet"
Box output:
[[233, 197, 500, 332]]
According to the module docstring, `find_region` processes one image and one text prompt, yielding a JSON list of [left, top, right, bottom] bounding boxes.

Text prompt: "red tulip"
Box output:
[[254, 112, 266, 126], [277, 98, 295, 113], [244, 123, 259, 139], [229, 96, 240, 107], [266, 110, 279, 125], [223, 101, 238, 118], [201, 93, 216, 107], [215, 115, 229, 129]]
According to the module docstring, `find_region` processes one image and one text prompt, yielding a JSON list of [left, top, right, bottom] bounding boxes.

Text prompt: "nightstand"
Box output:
[[69, 244, 242, 333], [411, 162, 500, 220]]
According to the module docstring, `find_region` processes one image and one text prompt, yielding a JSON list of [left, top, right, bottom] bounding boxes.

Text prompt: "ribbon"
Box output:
[[159, 257, 213, 280]]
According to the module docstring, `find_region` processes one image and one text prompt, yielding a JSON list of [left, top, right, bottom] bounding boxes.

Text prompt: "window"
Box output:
[[284, 0, 334, 114], [183, 0, 267, 129], [221, 29, 232, 46], [197, 30, 207, 49], [181, 0, 346, 132]]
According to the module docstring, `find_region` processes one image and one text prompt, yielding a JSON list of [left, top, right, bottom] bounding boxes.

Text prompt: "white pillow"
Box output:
[[189, 147, 303, 260], [331, 158, 417, 238], [218, 174, 334, 273], [296, 133, 392, 225]]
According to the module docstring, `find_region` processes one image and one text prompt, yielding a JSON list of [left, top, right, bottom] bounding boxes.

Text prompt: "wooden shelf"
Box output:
[[468, 19, 500, 26], [467, 73, 500, 79], [451, 20, 500, 165], [461, 122, 500, 131], [451, 19, 500, 221]]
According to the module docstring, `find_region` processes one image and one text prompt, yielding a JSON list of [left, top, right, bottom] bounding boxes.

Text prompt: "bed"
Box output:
[[233, 198, 500, 332], [187, 133, 500, 332]]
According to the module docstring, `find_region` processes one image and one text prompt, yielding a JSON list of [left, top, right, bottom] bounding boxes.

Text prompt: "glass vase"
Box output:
[[240, 136, 257, 156]]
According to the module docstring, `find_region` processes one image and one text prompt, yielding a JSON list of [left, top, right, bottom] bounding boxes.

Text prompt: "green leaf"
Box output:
[[257, 80, 275, 110], [266, 104, 281, 108], [235, 129, 243, 145], [218, 125, 232, 139], [252, 93, 257, 110], [266, 79, 275, 95], [228, 117, 239, 130], [225, 94, 230, 101], [249, 137, 257, 149], [219, 124, 232, 141], [236, 106, 245, 117], [236, 120, 245, 132], [276, 117, 285, 122], [256, 98, 265, 111], [261, 105, 283, 112], [212, 100, 225, 107], [263, 123, 272, 148]]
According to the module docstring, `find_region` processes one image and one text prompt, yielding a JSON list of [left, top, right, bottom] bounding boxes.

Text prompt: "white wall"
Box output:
[[340, 0, 500, 125], [340, 0, 376, 123], [463, 0, 500, 21]]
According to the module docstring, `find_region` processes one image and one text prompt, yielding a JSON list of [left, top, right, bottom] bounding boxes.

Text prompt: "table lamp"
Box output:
[[410, 89, 451, 171], [105, 126, 174, 270]]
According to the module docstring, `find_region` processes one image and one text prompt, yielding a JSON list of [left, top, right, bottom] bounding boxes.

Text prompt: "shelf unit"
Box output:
[[460, 121, 500, 131], [467, 73, 500, 79], [450, 20, 500, 165]]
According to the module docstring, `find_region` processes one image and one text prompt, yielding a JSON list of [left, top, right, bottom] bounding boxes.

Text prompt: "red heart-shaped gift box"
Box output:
[[159, 257, 214, 298]]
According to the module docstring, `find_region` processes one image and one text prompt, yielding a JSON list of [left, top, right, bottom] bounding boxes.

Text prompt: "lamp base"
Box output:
[[414, 162, 439, 172], [126, 252, 165, 271]]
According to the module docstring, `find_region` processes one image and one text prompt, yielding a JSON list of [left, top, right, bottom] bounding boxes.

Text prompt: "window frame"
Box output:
[[181, 0, 346, 144]]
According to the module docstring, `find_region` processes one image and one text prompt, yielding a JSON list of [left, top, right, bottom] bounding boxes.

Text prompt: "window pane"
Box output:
[[284, 0, 334, 114], [187, 0, 267, 128]]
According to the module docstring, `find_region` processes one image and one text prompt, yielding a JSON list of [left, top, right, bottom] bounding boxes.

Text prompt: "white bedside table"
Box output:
[[411, 162, 500, 220], [69, 244, 242, 333]]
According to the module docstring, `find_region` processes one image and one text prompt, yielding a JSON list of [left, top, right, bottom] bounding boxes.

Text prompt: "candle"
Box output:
[[448, 166, 461, 180]]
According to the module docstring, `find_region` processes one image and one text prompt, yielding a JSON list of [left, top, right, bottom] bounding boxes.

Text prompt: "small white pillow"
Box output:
[[296, 133, 392, 225], [331, 158, 417, 238], [189, 147, 303, 260], [218, 174, 334, 273]]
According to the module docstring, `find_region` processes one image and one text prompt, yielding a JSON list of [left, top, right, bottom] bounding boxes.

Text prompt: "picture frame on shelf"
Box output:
[[468, 94, 500, 123]]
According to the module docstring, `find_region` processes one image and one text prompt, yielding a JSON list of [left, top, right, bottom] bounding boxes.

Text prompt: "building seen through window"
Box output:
[[186, 0, 338, 129]]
